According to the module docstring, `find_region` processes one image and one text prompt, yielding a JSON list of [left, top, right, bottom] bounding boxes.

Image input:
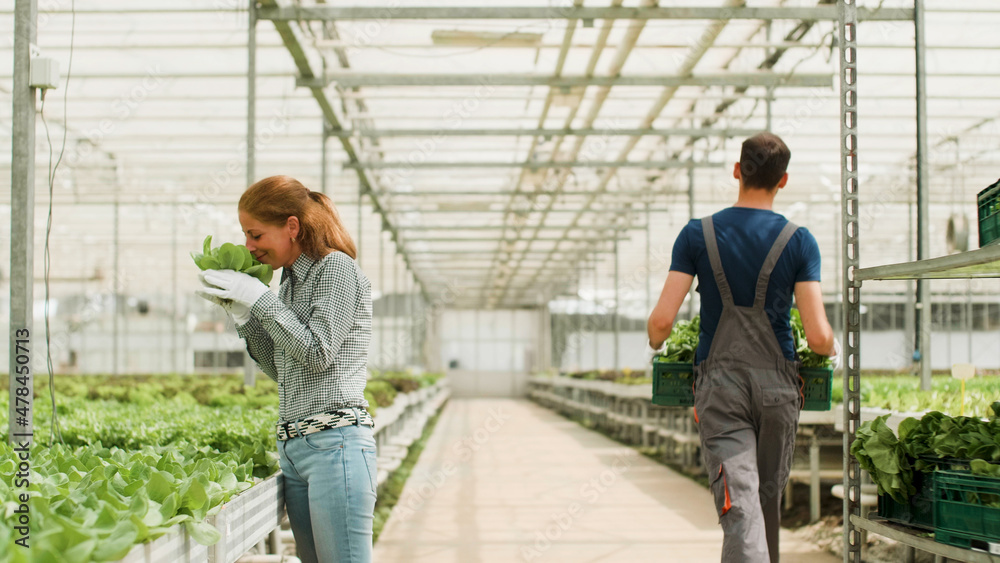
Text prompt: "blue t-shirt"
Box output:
[[670, 207, 822, 364]]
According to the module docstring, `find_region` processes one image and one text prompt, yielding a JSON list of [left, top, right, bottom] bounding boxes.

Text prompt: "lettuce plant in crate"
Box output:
[[651, 312, 834, 410], [651, 317, 698, 407], [790, 309, 834, 411]]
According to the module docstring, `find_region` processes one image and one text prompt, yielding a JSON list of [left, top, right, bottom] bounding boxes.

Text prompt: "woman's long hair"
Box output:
[[239, 175, 357, 260]]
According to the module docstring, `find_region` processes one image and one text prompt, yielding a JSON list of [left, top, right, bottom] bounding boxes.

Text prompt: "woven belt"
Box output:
[[276, 408, 374, 441]]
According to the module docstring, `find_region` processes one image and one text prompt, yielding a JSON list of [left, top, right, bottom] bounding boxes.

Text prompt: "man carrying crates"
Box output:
[[646, 132, 839, 563]]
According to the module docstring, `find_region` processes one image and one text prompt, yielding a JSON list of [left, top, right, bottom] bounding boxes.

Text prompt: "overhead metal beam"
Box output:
[[347, 160, 723, 170], [259, 0, 429, 303], [259, 6, 913, 21], [492, 0, 721, 306], [298, 73, 832, 89], [330, 126, 762, 138]]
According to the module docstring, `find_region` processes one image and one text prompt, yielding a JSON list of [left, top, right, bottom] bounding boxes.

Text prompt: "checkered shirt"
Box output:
[[237, 251, 372, 423]]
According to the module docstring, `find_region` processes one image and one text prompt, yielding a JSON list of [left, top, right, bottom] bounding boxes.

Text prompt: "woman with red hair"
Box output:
[[198, 175, 376, 563]]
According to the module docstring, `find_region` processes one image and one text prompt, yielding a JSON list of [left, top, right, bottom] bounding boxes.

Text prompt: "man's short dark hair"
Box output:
[[739, 132, 791, 189]]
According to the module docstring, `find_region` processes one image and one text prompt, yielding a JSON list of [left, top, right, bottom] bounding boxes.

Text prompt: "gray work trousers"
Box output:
[[695, 363, 800, 563]]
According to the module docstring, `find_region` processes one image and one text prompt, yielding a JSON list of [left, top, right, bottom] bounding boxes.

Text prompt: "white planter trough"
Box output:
[[117, 474, 284, 563]]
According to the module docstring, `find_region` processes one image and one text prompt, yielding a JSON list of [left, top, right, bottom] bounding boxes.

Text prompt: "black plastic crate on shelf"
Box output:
[[933, 470, 1000, 553], [799, 366, 833, 411], [978, 178, 1000, 247], [651, 359, 694, 407]]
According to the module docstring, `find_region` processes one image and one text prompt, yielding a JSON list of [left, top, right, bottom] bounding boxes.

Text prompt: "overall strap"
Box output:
[[753, 221, 800, 309], [701, 217, 734, 307]]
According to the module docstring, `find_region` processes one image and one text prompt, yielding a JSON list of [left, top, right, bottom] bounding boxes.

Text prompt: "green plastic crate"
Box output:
[[978, 179, 1000, 248], [877, 471, 937, 530], [875, 459, 969, 531], [651, 362, 831, 410], [933, 470, 1000, 552], [651, 359, 694, 407], [799, 366, 833, 411]]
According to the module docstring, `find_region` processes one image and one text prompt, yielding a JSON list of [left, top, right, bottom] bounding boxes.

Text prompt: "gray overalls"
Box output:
[[693, 217, 803, 563]]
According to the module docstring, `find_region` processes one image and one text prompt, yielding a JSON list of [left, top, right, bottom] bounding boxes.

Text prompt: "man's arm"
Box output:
[[647, 271, 695, 349], [794, 281, 835, 356]]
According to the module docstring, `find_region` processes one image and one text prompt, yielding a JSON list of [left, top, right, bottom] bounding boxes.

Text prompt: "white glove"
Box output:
[[197, 284, 252, 326], [645, 341, 666, 364], [828, 338, 843, 370], [197, 270, 269, 319]]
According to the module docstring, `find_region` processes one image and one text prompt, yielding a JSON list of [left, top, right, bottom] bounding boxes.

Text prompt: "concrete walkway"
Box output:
[[374, 398, 838, 563]]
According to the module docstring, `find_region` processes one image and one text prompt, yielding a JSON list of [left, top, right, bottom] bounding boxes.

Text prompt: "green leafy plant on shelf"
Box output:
[[850, 401, 1000, 503], [191, 235, 273, 285]]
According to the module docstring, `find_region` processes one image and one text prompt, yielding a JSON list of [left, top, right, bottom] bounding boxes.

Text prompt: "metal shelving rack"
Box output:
[[845, 248, 1000, 563], [839, 3, 1000, 562]]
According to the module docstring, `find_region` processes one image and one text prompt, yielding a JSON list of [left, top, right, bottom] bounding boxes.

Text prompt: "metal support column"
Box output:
[[810, 434, 821, 524], [320, 122, 329, 194], [244, 0, 259, 387], [613, 231, 620, 371], [9, 0, 37, 447], [247, 0, 257, 186], [379, 230, 385, 370], [764, 23, 775, 132], [392, 247, 398, 368], [687, 164, 697, 319], [113, 200, 120, 376], [357, 187, 363, 258], [839, 1, 862, 561], [645, 203, 651, 316], [592, 254, 599, 370], [576, 258, 583, 370], [409, 272, 415, 367], [914, 0, 931, 391], [172, 206, 178, 374]]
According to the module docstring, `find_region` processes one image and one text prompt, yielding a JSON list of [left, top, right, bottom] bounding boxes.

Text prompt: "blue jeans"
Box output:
[[278, 421, 378, 563]]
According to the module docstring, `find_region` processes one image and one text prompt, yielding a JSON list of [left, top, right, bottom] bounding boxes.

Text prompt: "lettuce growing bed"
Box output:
[[0, 372, 444, 562]]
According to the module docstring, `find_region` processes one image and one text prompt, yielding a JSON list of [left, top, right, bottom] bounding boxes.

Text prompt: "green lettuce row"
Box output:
[[0, 441, 257, 563], [191, 235, 273, 286], [832, 375, 1000, 416], [0, 373, 446, 561], [0, 392, 280, 478]]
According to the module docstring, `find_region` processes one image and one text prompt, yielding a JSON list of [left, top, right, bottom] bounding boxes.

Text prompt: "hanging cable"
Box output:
[[38, 0, 76, 445]]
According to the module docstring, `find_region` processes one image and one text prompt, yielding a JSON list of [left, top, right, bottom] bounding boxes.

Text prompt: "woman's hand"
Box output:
[[197, 270, 269, 325]]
